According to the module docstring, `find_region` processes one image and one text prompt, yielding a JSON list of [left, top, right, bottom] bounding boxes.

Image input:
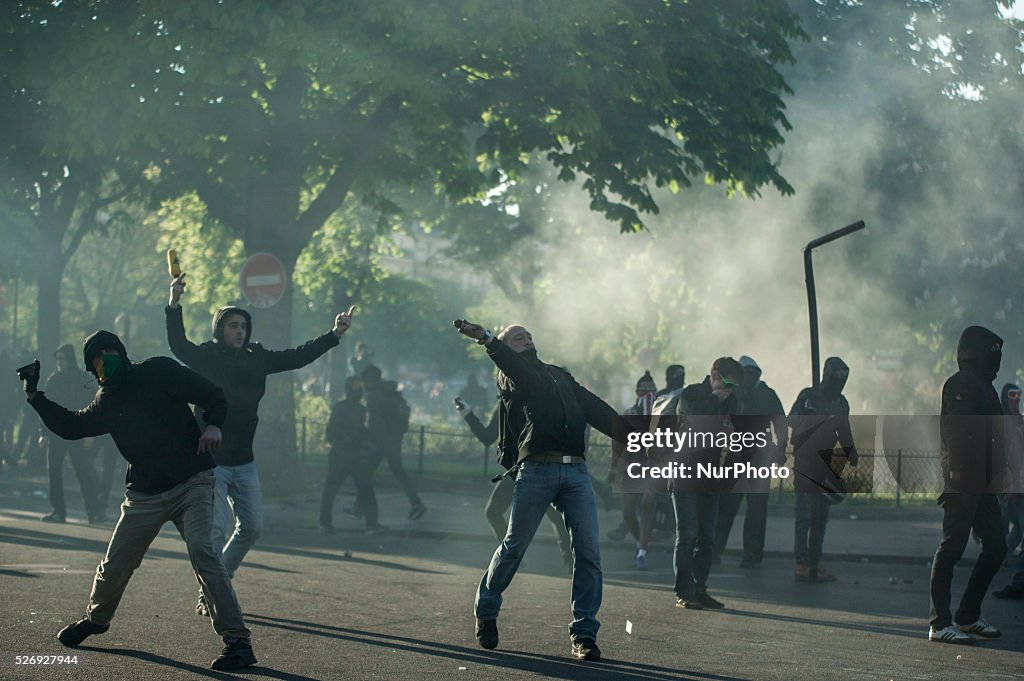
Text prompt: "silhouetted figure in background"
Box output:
[[361, 364, 426, 520], [790, 356, 858, 584], [321, 376, 383, 533], [39, 344, 104, 524]]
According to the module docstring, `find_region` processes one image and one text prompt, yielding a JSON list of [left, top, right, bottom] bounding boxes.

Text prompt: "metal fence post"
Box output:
[[418, 425, 425, 476], [895, 449, 902, 508], [299, 417, 307, 465]]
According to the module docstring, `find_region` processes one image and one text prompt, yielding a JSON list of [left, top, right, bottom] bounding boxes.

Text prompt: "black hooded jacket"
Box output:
[[31, 330, 227, 494], [166, 305, 339, 466], [486, 339, 616, 469], [326, 378, 367, 458], [940, 325, 1005, 493]]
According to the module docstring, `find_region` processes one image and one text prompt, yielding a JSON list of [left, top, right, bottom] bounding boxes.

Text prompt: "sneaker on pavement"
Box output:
[[957, 617, 1001, 639], [196, 592, 209, 617], [364, 523, 388, 535], [929, 625, 975, 644], [794, 563, 810, 583], [342, 507, 363, 519], [739, 557, 762, 568], [570, 638, 601, 661], [408, 503, 427, 520], [634, 553, 648, 571], [210, 638, 257, 671], [57, 618, 109, 647], [41, 511, 66, 524], [993, 584, 1024, 599], [675, 597, 704, 610], [475, 618, 499, 650], [319, 523, 336, 535], [809, 566, 837, 583], [696, 592, 725, 609]]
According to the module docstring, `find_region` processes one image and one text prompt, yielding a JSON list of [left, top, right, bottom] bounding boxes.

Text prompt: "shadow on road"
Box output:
[[79, 645, 321, 681], [243, 613, 752, 681], [256, 543, 450, 575]]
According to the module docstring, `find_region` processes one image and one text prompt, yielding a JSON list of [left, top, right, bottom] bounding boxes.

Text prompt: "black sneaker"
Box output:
[[739, 557, 762, 568], [57, 618, 109, 647], [409, 503, 427, 520], [210, 638, 257, 671], [675, 597, 703, 610], [696, 592, 726, 609], [475, 618, 499, 649], [41, 511, 66, 524], [571, 638, 601, 661]]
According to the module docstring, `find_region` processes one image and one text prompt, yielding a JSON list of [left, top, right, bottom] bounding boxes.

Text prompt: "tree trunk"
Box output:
[[36, 240, 64, 358]]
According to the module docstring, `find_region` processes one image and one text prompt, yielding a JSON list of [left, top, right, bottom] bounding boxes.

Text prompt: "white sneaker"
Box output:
[[929, 625, 975, 644], [957, 617, 1001, 639]]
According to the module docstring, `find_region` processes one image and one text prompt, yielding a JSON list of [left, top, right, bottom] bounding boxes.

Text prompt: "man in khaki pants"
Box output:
[[18, 330, 257, 671]]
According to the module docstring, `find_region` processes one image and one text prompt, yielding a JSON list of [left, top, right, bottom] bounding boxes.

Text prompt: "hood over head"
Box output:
[[664, 364, 686, 391], [55, 343, 76, 363], [1001, 383, 1021, 416], [82, 330, 129, 377], [212, 306, 253, 346], [957, 325, 1002, 382], [821, 356, 849, 398], [738, 355, 761, 389], [344, 375, 364, 400]]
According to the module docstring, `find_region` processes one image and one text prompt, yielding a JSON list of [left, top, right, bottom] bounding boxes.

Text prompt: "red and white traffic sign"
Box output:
[[239, 253, 287, 308]]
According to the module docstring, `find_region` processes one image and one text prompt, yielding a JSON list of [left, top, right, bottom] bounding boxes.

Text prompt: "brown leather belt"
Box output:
[[531, 453, 585, 464]]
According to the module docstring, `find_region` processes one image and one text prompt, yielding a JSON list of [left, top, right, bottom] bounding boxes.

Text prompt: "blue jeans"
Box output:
[[671, 491, 719, 598], [212, 462, 264, 578], [475, 459, 602, 642], [794, 492, 830, 567]]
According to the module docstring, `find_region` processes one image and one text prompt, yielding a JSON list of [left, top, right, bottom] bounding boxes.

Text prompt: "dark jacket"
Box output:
[[486, 340, 616, 469], [674, 376, 740, 481], [166, 306, 339, 466], [365, 380, 410, 446], [30, 357, 227, 494], [464, 404, 500, 447], [789, 357, 856, 494], [940, 326, 1005, 493], [326, 398, 367, 458], [735, 367, 788, 460]]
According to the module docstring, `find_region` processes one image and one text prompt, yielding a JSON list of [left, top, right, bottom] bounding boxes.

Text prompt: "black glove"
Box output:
[[16, 360, 40, 394], [453, 396, 470, 415]]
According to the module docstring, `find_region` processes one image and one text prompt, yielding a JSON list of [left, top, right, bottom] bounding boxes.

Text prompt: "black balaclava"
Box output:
[[820, 356, 849, 398], [82, 330, 129, 380], [345, 376, 364, 401], [211, 306, 253, 345], [738, 355, 762, 390], [957, 325, 1002, 382], [664, 364, 686, 391]]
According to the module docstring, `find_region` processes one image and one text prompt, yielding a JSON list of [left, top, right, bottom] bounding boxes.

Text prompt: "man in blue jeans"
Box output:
[[167, 274, 354, 615], [454, 319, 617, 661]]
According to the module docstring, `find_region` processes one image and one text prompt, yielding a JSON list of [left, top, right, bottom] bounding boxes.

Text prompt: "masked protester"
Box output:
[[455, 320, 617, 662], [18, 330, 257, 671], [320, 376, 381, 533], [927, 326, 1008, 643], [714, 356, 788, 568], [38, 344, 105, 524], [671, 357, 744, 610], [166, 275, 353, 617], [789, 356, 858, 584]]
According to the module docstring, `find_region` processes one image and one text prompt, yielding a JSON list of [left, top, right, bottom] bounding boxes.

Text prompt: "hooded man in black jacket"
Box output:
[[320, 376, 380, 533], [166, 274, 353, 616], [928, 325, 1007, 644], [18, 330, 256, 671], [455, 320, 616, 662]]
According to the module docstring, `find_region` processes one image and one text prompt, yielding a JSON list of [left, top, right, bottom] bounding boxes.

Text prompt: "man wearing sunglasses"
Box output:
[[671, 356, 745, 610]]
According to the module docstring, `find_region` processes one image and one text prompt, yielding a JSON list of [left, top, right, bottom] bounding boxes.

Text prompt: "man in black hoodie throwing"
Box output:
[[928, 325, 1007, 644], [166, 274, 353, 615], [17, 331, 256, 671], [454, 320, 617, 662]]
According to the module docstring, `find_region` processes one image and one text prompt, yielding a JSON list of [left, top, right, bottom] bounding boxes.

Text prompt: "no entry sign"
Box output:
[[239, 253, 287, 308]]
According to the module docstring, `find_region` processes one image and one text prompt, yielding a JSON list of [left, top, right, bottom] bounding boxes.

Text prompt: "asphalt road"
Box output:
[[2, 500, 1024, 681]]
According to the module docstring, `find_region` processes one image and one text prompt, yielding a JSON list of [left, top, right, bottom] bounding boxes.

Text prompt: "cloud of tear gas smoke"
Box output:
[[469, 4, 1024, 415]]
